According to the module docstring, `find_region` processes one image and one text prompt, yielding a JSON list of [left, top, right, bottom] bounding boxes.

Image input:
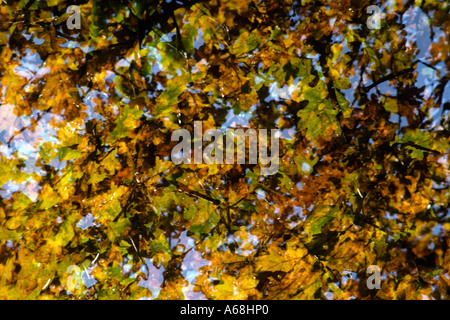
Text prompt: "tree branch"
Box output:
[[363, 67, 415, 92]]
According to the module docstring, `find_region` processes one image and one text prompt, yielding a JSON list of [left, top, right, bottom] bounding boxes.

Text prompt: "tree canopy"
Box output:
[[0, 0, 449, 300]]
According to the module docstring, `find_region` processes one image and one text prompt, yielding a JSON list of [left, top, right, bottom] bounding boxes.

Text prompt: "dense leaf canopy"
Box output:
[[0, 0, 449, 299]]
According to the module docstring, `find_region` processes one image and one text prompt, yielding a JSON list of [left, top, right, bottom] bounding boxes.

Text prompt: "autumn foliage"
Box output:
[[0, 0, 449, 299]]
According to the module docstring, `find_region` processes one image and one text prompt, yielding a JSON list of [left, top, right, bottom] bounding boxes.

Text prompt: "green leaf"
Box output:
[[17, 0, 30, 10], [153, 76, 187, 118], [229, 29, 261, 56], [297, 83, 340, 140], [107, 218, 131, 242], [391, 129, 443, 159], [119, 240, 131, 247], [58, 147, 83, 161], [108, 105, 143, 142], [39, 142, 59, 164], [46, 0, 64, 6], [334, 77, 351, 90], [52, 218, 75, 247], [149, 232, 171, 255], [129, 1, 145, 19], [292, 58, 315, 83], [393, 129, 433, 149], [305, 205, 337, 237], [183, 199, 219, 234], [181, 20, 198, 56], [335, 90, 352, 118]]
